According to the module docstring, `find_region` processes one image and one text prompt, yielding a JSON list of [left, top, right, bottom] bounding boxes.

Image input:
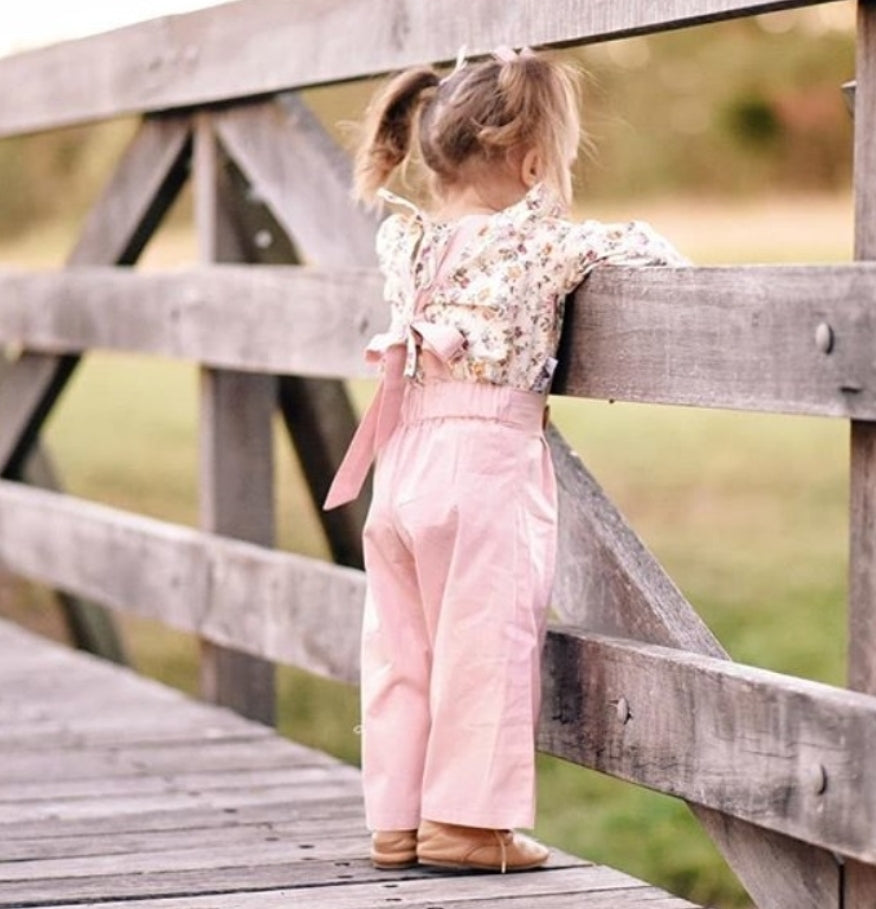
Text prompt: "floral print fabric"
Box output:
[[373, 183, 687, 395]]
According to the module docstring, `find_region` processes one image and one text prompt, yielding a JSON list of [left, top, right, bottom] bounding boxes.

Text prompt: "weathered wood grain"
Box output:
[[554, 263, 876, 418], [210, 114, 368, 568], [217, 95, 376, 567], [548, 426, 841, 905], [0, 481, 364, 684], [0, 620, 698, 909], [540, 629, 876, 865], [846, 1, 876, 903], [0, 860, 637, 908], [215, 95, 380, 267], [16, 870, 693, 909], [5, 263, 876, 419], [20, 447, 127, 663], [195, 116, 277, 725], [34, 890, 695, 909], [0, 265, 382, 386], [0, 0, 832, 138], [0, 814, 367, 862]]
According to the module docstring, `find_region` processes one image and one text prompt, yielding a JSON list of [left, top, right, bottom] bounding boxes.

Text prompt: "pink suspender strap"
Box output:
[[323, 218, 484, 511]]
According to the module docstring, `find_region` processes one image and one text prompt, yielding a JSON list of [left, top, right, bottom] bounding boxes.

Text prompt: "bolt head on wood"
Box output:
[[805, 763, 828, 795], [615, 696, 631, 724], [815, 322, 834, 354], [254, 229, 273, 249]]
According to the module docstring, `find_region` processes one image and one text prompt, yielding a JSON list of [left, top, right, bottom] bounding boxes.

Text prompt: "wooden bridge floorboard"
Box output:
[[0, 619, 698, 908]]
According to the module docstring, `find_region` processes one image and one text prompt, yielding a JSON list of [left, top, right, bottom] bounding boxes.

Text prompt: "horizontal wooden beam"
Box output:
[[0, 0, 832, 138], [540, 628, 876, 865], [0, 477, 873, 861], [553, 264, 876, 418], [0, 480, 364, 685], [4, 263, 876, 418], [0, 265, 382, 379]]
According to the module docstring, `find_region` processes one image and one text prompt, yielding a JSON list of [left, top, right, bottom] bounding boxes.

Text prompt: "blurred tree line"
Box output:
[[0, 7, 855, 240]]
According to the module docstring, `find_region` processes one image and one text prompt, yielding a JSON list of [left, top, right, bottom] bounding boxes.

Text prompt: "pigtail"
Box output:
[[478, 54, 583, 205], [353, 67, 441, 203]]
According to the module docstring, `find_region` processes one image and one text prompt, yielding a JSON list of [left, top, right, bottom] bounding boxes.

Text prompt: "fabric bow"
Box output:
[[323, 321, 466, 510]]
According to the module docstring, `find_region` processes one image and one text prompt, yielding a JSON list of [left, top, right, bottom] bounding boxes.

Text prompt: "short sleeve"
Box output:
[[558, 219, 688, 294]]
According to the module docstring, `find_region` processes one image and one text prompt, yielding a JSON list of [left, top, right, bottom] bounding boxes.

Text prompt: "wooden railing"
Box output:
[[0, 2, 875, 907]]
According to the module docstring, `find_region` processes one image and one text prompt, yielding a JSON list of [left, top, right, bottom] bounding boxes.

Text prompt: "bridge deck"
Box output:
[[0, 619, 698, 908]]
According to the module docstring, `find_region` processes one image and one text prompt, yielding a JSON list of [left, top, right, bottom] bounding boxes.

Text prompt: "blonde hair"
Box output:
[[353, 52, 582, 207]]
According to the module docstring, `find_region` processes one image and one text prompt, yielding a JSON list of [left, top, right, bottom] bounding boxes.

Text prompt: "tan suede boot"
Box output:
[[370, 829, 418, 869], [417, 819, 549, 872]]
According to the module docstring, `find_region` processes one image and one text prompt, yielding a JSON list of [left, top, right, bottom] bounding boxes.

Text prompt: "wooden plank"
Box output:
[[0, 797, 364, 842], [32, 889, 695, 909], [5, 263, 876, 418], [0, 766, 358, 809], [0, 862, 643, 908], [195, 114, 276, 725], [553, 263, 876, 418], [540, 629, 876, 865], [548, 425, 841, 907], [0, 481, 364, 684], [0, 622, 698, 909], [0, 265, 381, 375], [217, 94, 376, 567], [846, 0, 876, 903], [0, 814, 368, 862], [0, 0, 833, 138]]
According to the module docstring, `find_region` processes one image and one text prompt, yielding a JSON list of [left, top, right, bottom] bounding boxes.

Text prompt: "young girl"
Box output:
[[324, 47, 685, 873]]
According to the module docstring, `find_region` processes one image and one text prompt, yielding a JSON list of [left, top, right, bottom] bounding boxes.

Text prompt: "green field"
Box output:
[[0, 195, 853, 908]]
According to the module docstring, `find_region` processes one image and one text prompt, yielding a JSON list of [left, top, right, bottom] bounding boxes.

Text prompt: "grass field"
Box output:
[[0, 191, 855, 908]]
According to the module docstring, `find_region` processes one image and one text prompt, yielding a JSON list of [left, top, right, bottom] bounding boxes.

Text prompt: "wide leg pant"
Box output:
[[360, 381, 557, 831]]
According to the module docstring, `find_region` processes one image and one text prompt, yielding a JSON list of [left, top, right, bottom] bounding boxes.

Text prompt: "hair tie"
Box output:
[[492, 45, 535, 63]]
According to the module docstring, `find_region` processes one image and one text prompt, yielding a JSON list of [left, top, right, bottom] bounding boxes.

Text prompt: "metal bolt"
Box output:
[[254, 229, 273, 249], [805, 763, 828, 795], [615, 696, 631, 724], [815, 322, 834, 354]]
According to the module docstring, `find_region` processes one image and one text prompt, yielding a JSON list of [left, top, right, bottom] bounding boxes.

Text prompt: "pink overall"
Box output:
[[323, 183, 685, 831], [359, 379, 556, 830], [324, 215, 557, 832]]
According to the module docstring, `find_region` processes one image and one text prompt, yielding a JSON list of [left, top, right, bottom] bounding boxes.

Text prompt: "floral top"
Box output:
[[371, 183, 686, 395]]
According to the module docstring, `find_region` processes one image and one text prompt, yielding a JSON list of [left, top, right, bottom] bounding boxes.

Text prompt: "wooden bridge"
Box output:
[[1, 1, 876, 907]]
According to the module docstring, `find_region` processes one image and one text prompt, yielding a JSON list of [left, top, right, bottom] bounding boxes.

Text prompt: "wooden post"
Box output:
[[846, 1, 876, 904], [194, 114, 277, 725], [215, 99, 377, 567]]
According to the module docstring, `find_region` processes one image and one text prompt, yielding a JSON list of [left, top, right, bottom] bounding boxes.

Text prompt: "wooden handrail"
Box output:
[[1, 263, 876, 418], [0, 0, 835, 139]]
